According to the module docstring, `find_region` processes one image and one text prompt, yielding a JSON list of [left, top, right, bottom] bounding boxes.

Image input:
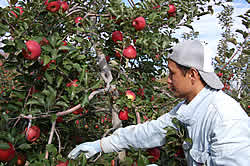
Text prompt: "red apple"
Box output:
[[56, 160, 69, 166], [16, 152, 26, 166], [105, 56, 110, 62], [66, 79, 79, 87], [125, 90, 136, 101], [217, 72, 223, 77], [61, 41, 68, 53], [132, 16, 146, 31], [56, 116, 63, 123], [118, 110, 128, 120], [22, 40, 41, 60], [168, 4, 176, 14], [46, 1, 61, 13], [137, 88, 144, 97], [72, 107, 84, 115], [42, 60, 56, 71], [29, 86, 39, 96], [40, 37, 49, 46], [174, 146, 185, 158], [112, 31, 123, 43], [115, 50, 122, 59], [10, 6, 23, 18], [123, 45, 136, 59], [60, 1, 69, 13], [25, 125, 40, 142], [62, 41, 67, 46], [153, 5, 160, 9], [44, 0, 48, 5], [75, 17, 83, 24], [147, 147, 160, 162], [0, 142, 15, 162]]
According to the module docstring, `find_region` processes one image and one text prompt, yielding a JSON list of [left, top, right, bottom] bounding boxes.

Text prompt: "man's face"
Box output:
[[167, 59, 192, 99]]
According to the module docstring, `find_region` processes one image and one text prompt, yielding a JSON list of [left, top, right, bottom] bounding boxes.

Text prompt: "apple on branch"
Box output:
[[56, 160, 69, 166], [118, 109, 128, 121], [25, 125, 41, 142], [60, 1, 69, 13], [147, 147, 160, 163], [75, 17, 83, 24], [10, 6, 23, 18], [16, 152, 26, 166], [125, 90, 136, 101], [22, 40, 41, 60], [112, 31, 123, 43], [123, 45, 137, 59], [0, 142, 16, 162], [132, 16, 146, 31], [46, 1, 61, 13]]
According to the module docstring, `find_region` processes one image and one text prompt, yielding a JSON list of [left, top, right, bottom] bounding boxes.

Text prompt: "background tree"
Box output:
[[216, 3, 249, 115]]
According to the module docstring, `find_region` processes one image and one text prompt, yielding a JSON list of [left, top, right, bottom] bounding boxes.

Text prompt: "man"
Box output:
[[68, 40, 250, 165]]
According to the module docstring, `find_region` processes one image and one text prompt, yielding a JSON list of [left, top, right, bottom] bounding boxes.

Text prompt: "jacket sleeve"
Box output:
[[101, 112, 176, 153]]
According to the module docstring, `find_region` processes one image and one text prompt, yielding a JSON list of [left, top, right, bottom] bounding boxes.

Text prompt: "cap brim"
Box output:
[[199, 71, 224, 90]]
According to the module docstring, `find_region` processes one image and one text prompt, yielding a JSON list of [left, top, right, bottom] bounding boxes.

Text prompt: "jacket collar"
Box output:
[[176, 86, 213, 125]]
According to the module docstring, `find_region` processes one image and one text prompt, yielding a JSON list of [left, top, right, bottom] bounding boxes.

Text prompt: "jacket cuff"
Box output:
[[100, 136, 116, 153]]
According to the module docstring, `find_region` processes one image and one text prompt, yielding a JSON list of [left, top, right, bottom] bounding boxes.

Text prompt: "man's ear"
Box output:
[[189, 68, 199, 81]]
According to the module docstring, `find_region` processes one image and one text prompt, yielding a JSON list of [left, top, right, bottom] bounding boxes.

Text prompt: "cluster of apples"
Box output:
[[111, 4, 176, 60], [111, 16, 146, 60], [0, 126, 40, 164], [118, 90, 136, 121]]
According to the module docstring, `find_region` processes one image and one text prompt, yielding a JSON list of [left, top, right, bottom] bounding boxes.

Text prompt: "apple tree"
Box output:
[[215, 3, 249, 116], [0, 0, 244, 166]]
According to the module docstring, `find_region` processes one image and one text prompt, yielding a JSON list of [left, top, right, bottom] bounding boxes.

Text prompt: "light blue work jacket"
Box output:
[[101, 86, 250, 165]]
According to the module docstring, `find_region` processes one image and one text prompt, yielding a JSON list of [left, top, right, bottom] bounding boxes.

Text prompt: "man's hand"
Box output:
[[68, 140, 101, 159]]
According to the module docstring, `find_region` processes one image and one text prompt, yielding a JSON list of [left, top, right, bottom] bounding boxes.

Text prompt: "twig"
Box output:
[[15, 104, 81, 120], [127, 0, 133, 7], [130, 0, 135, 6], [135, 111, 141, 124], [221, 35, 249, 71], [55, 129, 61, 154], [45, 121, 56, 159]]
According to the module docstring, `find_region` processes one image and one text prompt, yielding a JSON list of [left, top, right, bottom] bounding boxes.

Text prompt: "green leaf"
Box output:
[[18, 143, 32, 150], [42, 55, 51, 66], [58, 46, 71, 51], [45, 72, 53, 84], [46, 144, 57, 155], [81, 95, 89, 107], [183, 24, 193, 30], [56, 76, 64, 88], [0, 143, 10, 150], [26, 98, 42, 106], [55, 101, 69, 107], [10, 0, 18, 5], [79, 65, 87, 82]]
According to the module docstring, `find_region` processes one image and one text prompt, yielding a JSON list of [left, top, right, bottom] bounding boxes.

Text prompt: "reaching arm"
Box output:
[[101, 112, 175, 153]]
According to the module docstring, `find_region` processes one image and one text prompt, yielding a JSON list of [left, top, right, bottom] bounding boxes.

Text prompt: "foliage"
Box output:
[[215, 4, 249, 115]]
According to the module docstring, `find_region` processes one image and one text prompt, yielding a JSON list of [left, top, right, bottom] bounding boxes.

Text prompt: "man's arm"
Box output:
[[101, 112, 175, 153]]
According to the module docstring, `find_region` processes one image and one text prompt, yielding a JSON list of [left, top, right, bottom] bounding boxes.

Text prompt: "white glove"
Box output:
[[68, 140, 101, 159]]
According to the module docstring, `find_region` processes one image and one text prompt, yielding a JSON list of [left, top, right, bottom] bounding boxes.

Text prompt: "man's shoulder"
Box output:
[[207, 90, 247, 121]]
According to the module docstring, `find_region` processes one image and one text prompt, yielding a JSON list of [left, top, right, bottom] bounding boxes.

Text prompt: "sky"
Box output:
[[0, 0, 249, 54]]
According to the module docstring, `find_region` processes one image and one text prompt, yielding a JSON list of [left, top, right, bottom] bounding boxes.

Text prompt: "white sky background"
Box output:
[[0, 0, 249, 55]]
